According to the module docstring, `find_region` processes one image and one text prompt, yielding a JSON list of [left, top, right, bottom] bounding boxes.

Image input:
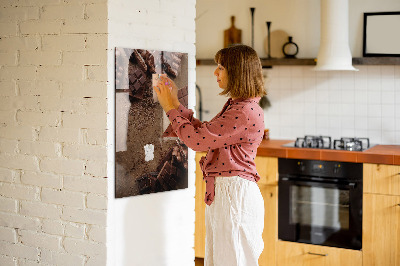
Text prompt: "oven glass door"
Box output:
[[278, 177, 362, 250], [292, 184, 349, 237]]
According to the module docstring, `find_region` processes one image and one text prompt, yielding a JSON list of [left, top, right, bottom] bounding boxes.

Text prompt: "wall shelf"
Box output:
[[196, 57, 400, 67], [352, 57, 400, 65]]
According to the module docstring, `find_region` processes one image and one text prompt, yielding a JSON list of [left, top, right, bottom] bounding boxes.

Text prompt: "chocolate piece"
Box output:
[[159, 175, 177, 190], [157, 161, 177, 190], [162, 62, 175, 78], [177, 86, 188, 108], [157, 161, 174, 179], [130, 49, 147, 72], [128, 64, 147, 98], [149, 50, 162, 73], [171, 141, 188, 166], [137, 49, 156, 74], [137, 172, 158, 194], [162, 52, 183, 78], [179, 142, 188, 166], [145, 54, 156, 74]]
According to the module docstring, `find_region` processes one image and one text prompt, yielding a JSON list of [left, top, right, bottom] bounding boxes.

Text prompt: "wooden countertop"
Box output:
[[257, 140, 400, 165]]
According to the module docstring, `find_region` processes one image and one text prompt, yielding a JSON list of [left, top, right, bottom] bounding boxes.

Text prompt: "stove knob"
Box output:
[[298, 161, 305, 171], [334, 164, 341, 174]]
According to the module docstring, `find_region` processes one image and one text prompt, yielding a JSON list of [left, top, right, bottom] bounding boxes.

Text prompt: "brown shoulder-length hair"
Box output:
[[214, 44, 266, 99]]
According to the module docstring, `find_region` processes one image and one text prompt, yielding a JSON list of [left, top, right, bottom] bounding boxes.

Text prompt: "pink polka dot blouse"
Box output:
[[163, 97, 265, 205]]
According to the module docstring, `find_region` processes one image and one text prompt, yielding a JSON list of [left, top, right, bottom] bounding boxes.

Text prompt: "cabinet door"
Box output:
[[363, 193, 400, 266], [195, 152, 207, 258], [364, 164, 400, 196], [259, 185, 278, 266], [277, 241, 362, 266], [255, 156, 278, 186]]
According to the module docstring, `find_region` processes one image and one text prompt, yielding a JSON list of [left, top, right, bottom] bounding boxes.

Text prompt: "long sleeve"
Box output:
[[162, 104, 202, 137], [165, 105, 249, 152], [169, 97, 264, 206]]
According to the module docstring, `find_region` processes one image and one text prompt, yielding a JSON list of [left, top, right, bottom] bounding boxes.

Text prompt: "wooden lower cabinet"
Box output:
[[259, 185, 278, 266], [195, 152, 207, 258], [255, 156, 278, 186], [277, 241, 362, 266], [363, 193, 400, 266]]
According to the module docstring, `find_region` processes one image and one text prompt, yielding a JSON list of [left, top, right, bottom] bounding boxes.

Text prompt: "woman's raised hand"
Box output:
[[154, 75, 176, 113], [160, 75, 180, 109]]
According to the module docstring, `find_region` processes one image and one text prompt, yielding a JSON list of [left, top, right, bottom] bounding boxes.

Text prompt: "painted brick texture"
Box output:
[[0, 0, 108, 265]]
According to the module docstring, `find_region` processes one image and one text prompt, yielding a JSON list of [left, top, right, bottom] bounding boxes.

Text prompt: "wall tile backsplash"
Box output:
[[196, 65, 400, 145]]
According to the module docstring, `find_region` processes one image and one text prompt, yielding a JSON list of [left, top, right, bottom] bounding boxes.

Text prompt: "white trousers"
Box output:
[[205, 176, 264, 266]]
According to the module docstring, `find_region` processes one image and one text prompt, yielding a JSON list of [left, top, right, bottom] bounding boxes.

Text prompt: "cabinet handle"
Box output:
[[397, 204, 400, 207], [307, 252, 328, 256]]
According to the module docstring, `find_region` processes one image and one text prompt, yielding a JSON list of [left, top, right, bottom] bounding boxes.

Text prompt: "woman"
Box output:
[[155, 44, 266, 266]]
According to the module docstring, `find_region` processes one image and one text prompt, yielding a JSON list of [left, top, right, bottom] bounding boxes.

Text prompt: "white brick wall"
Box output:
[[0, 0, 108, 265], [2, 0, 198, 264]]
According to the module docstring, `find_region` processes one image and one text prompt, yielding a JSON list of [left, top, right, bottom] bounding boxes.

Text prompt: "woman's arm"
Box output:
[[165, 107, 249, 151], [155, 76, 251, 151], [162, 104, 203, 137], [156, 76, 202, 137], [174, 104, 202, 127]]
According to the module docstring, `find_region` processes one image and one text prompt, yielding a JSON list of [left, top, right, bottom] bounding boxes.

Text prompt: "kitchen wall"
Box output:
[[0, 0, 108, 265], [107, 0, 196, 266], [198, 65, 400, 144], [197, 0, 400, 58], [196, 0, 400, 144]]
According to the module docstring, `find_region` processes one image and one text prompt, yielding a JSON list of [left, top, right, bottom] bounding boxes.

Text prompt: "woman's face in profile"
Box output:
[[214, 64, 228, 90]]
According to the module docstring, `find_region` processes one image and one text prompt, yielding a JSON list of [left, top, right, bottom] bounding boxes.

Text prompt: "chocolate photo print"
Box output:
[[115, 47, 189, 198]]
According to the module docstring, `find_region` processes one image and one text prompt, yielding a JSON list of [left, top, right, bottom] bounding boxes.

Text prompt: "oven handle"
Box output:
[[280, 177, 357, 189]]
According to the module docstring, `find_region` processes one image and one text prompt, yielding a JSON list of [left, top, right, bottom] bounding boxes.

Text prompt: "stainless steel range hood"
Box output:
[[314, 0, 358, 71]]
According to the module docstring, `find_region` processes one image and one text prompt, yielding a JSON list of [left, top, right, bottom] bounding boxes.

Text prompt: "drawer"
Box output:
[[276, 241, 362, 266], [364, 164, 400, 196]]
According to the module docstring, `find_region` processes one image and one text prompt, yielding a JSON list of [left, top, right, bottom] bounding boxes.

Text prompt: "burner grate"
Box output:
[[333, 137, 370, 151], [287, 136, 372, 151], [295, 135, 332, 149]]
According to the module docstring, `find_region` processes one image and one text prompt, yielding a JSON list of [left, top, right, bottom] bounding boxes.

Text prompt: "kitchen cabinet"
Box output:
[[195, 152, 207, 258], [255, 156, 278, 186], [259, 184, 278, 266], [256, 157, 278, 266], [363, 193, 400, 266], [363, 163, 400, 196], [276, 241, 362, 266], [363, 163, 400, 266], [194, 154, 279, 265]]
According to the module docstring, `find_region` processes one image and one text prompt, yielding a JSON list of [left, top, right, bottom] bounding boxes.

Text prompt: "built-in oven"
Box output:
[[278, 158, 363, 250]]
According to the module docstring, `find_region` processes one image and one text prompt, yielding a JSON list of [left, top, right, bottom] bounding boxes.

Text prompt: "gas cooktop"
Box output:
[[282, 135, 375, 151]]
